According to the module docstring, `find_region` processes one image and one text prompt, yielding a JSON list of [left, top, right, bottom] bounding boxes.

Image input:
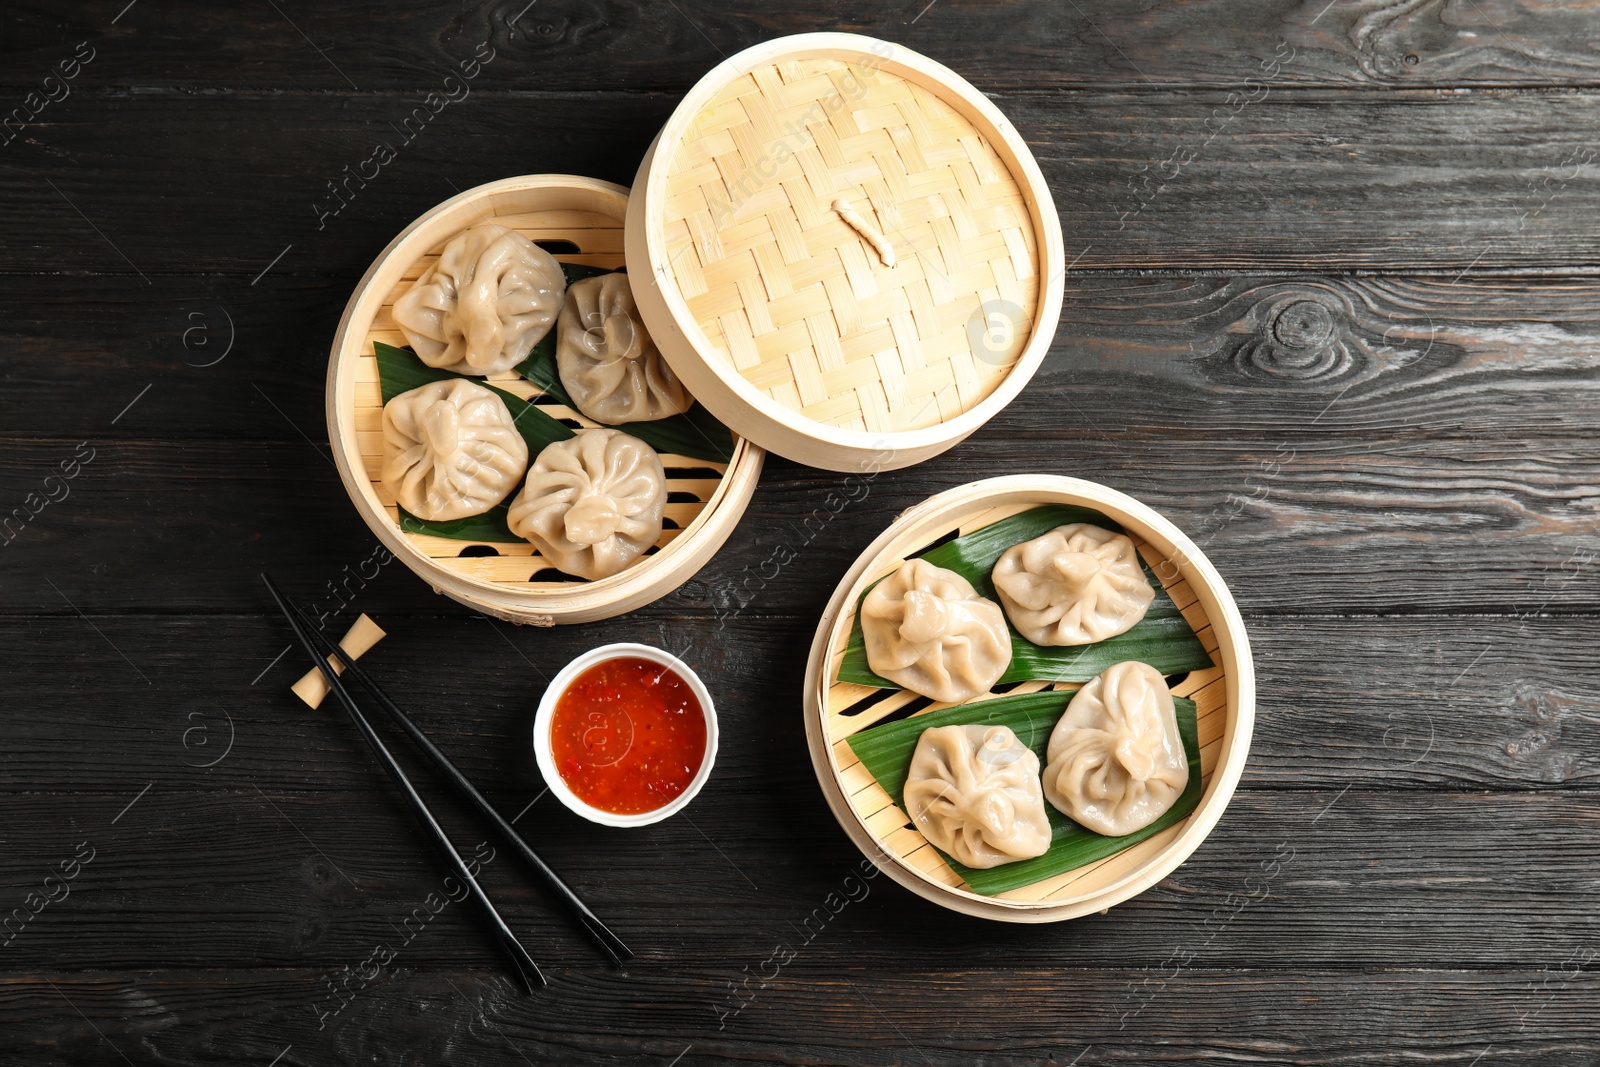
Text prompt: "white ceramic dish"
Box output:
[[533, 642, 719, 827]]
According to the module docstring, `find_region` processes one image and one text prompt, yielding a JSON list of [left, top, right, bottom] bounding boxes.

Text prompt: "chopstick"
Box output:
[[261, 574, 546, 994], [277, 588, 633, 966]]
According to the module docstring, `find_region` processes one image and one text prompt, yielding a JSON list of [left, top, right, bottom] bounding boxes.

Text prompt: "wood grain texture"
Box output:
[[0, 966, 1596, 1066], [0, 786, 1594, 970], [8, 271, 1599, 463], [0, 610, 1590, 794], [7, 0, 1600, 92], [5, 275, 1599, 441], [1, 431, 1595, 617], [3, 1, 1600, 1063], [6, 91, 1600, 275]]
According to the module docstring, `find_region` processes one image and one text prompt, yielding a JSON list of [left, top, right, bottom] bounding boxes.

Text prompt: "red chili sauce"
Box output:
[[550, 656, 707, 815]]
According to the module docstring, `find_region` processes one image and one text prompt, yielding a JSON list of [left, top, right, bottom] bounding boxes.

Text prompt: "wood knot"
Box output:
[[1505, 683, 1584, 783], [1272, 300, 1336, 349], [1192, 280, 1460, 395], [1236, 294, 1354, 382]]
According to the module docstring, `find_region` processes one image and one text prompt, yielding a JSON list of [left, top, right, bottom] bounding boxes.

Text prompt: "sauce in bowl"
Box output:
[[549, 656, 708, 815]]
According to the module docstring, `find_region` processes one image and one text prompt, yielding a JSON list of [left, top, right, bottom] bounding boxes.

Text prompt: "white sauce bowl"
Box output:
[[532, 642, 718, 827]]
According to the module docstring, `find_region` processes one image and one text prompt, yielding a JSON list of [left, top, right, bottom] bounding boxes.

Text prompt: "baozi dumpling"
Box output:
[[381, 379, 529, 522], [393, 223, 565, 376], [1042, 661, 1189, 836], [555, 273, 692, 425], [861, 559, 1011, 703], [992, 523, 1155, 647], [506, 428, 666, 580], [904, 724, 1052, 869]]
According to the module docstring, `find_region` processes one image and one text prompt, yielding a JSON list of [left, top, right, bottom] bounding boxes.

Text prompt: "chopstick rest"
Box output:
[[291, 613, 387, 709]]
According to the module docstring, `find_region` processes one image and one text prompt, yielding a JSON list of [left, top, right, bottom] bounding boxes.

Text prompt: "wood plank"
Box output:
[[0, 429, 1594, 616], [7, 1, 1600, 93], [0, 966, 1593, 1064], [0, 786, 1596, 971], [4, 274, 1598, 440], [6, 92, 1600, 274], [5, 0, 1598, 1062], [0, 609, 1595, 793]]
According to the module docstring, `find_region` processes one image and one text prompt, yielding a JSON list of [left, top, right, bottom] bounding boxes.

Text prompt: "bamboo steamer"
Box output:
[[803, 476, 1255, 921], [326, 175, 764, 626], [627, 33, 1065, 473]]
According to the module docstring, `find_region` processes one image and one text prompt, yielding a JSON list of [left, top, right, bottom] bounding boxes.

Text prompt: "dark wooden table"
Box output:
[[4, 2, 1598, 1064]]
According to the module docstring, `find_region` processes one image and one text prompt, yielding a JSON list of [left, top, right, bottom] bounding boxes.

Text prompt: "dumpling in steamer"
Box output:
[[860, 559, 1011, 703], [506, 428, 666, 580], [992, 523, 1155, 647], [903, 724, 1052, 869], [393, 223, 565, 376], [381, 379, 529, 522], [1042, 661, 1189, 836], [556, 273, 692, 424]]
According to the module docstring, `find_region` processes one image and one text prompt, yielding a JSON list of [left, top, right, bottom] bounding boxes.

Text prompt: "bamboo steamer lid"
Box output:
[[627, 33, 1064, 472]]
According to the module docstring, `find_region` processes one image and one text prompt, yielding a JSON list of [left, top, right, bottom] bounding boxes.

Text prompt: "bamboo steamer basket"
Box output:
[[326, 175, 764, 626], [804, 476, 1255, 921], [627, 33, 1065, 473]]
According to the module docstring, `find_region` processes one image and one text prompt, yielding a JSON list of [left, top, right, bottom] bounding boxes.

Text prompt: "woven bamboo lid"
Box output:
[[628, 33, 1064, 472]]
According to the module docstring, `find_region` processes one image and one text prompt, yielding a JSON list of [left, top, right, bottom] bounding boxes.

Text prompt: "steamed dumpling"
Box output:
[[393, 223, 565, 376], [992, 523, 1155, 647], [381, 379, 529, 521], [904, 724, 1051, 869], [556, 273, 692, 424], [1042, 661, 1189, 836], [861, 559, 1011, 703], [506, 428, 666, 580]]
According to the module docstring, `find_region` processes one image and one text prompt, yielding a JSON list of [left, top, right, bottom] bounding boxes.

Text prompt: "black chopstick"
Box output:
[[261, 574, 545, 994], [279, 591, 633, 966]]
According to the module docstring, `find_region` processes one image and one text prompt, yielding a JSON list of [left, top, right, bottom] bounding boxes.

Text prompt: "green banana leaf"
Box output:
[[837, 505, 1214, 687], [844, 688, 1201, 896], [514, 270, 736, 465], [373, 341, 572, 543], [396, 503, 516, 543]]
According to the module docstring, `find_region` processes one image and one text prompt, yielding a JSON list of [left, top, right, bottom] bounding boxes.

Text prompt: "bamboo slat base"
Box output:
[[804, 476, 1256, 921], [327, 175, 764, 625]]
